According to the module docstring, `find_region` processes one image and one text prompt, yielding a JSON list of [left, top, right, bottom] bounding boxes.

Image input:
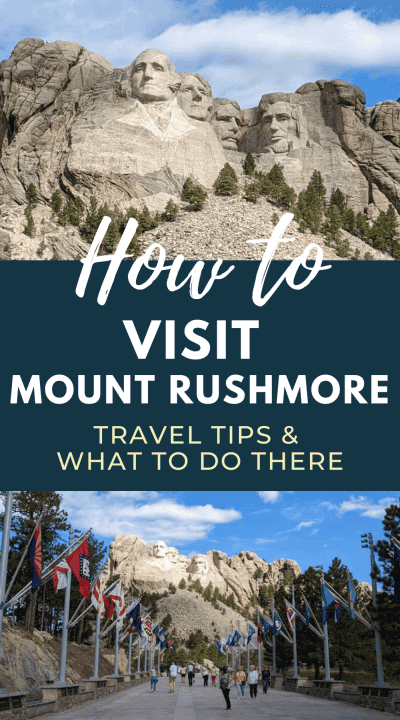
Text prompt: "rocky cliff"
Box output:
[[104, 535, 301, 609], [1, 39, 400, 259]]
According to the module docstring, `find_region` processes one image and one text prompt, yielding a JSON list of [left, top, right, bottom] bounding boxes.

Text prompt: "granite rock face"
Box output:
[[1, 40, 400, 239], [0, 38, 114, 203], [103, 534, 301, 607]]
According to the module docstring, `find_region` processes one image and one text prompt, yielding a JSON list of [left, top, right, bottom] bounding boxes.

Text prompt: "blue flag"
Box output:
[[321, 584, 336, 624], [298, 620, 302, 629], [216, 640, 222, 652], [334, 602, 342, 624], [247, 625, 256, 644], [272, 610, 282, 636], [233, 630, 241, 645], [127, 604, 142, 636], [347, 575, 357, 620], [393, 544, 400, 603], [304, 599, 312, 627], [227, 634, 234, 646]]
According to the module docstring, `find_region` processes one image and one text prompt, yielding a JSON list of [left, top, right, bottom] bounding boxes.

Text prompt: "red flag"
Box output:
[[103, 594, 115, 619], [257, 622, 262, 643], [29, 523, 42, 591], [52, 560, 68, 594], [66, 539, 90, 599], [286, 606, 296, 633]]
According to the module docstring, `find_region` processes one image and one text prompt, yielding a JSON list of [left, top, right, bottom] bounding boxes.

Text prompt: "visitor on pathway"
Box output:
[[150, 667, 158, 692], [220, 666, 232, 710], [169, 662, 178, 692], [235, 665, 246, 697], [181, 665, 187, 683], [188, 663, 194, 686], [262, 667, 271, 694], [248, 665, 259, 698], [203, 667, 209, 686], [211, 669, 217, 686]]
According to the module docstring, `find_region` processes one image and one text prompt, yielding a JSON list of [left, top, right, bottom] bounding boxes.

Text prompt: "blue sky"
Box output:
[[58, 490, 400, 585], [1, 0, 400, 108]]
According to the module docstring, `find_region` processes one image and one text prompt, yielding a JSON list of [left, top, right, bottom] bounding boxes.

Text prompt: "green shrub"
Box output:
[[214, 163, 238, 196], [26, 183, 39, 206], [23, 205, 35, 236]]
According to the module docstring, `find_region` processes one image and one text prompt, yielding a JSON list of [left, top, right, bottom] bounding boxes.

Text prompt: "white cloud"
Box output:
[[258, 491, 280, 503], [59, 491, 241, 544], [322, 495, 397, 519], [291, 520, 319, 531], [310, 528, 319, 536], [2, 5, 400, 107], [255, 538, 276, 544]]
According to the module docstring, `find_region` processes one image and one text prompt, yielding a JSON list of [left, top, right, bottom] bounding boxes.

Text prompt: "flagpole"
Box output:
[[361, 533, 387, 687], [144, 636, 148, 671], [128, 631, 132, 674], [3, 512, 43, 603], [257, 608, 261, 674], [138, 634, 141, 672], [225, 625, 229, 666], [158, 643, 160, 673], [0, 491, 14, 650], [271, 598, 276, 676], [246, 617, 250, 672], [291, 585, 299, 678], [320, 569, 331, 681], [91, 612, 101, 680], [56, 527, 73, 686]]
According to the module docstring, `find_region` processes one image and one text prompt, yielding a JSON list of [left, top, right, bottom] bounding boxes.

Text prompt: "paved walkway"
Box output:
[[42, 677, 399, 720]]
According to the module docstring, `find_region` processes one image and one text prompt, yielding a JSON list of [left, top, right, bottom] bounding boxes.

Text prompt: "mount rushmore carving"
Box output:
[[1, 38, 400, 218], [103, 534, 301, 607]]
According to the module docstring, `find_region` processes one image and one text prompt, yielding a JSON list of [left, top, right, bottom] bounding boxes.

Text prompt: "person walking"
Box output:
[[235, 665, 246, 698], [150, 667, 158, 692], [211, 668, 216, 686], [181, 665, 187, 683], [248, 665, 259, 698], [262, 666, 271, 694], [203, 667, 209, 686], [187, 662, 194, 686], [219, 666, 232, 710], [169, 662, 178, 693]]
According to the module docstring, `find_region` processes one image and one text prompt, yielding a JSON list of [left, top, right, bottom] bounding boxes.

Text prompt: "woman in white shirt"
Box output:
[[248, 665, 259, 698]]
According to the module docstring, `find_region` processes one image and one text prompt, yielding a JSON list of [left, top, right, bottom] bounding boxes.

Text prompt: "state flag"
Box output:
[[92, 575, 106, 616], [109, 580, 126, 626], [257, 623, 263, 643], [52, 560, 68, 594], [334, 602, 342, 624], [127, 603, 142, 636], [272, 610, 282, 636], [321, 583, 336, 624], [143, 618, 153, 638], [103, 593, 115, 619], [286, 606, 296, 633], [304, 598, 312, 627], [29, 523, 42, 592], [66, 538, 90, 600], [247, 625, 255, 644], [261, 617, 273, 634]]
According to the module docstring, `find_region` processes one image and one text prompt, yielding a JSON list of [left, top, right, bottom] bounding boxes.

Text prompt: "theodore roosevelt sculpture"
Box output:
[[210, 98, 241, 150]]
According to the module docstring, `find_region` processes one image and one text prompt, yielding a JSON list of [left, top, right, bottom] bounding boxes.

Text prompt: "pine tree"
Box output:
[[80, 197, 102, 240], [0, 491, 68, 633], [243, 153, 256, 176], [323, 204, 342, 246], [164, 200, 179, 221], [385, 204, 399, 258], [330, 188, 347, 216], [244, 182, 260, 203], [26, 183, 39, 206], [214, 164, 238, 196], [309, 170, 327, 206], [49, 190, 63, 216], [355, 212, 370, 240], [182, 178, 207, 209], [23, 205, 35, 236]]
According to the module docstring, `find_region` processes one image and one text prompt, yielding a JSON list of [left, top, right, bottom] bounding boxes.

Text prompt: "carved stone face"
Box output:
[[178, 555, 189, 571], [191, 555, 208, 575], [211, 104, 241, 149], [261, 101, 293, 154], [167, 547, 179, 563], [131, 50, 177, 103], [152, 540, 168, 558], [178, 75, 212, 121]]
